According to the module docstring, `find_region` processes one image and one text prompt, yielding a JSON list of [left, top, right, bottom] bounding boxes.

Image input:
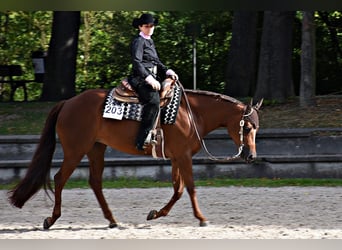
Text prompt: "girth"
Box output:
[[113, 78, 176, 107]]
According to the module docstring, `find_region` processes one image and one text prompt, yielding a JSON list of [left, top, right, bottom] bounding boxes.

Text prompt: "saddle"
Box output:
[[110, 77, 178, 159], [113, 77, 176, 107]]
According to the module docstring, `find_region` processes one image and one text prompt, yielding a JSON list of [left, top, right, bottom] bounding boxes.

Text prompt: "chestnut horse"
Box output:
[[8, 83, 262, 229]]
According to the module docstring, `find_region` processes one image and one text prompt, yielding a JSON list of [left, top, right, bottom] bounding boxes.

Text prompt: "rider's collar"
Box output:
[[139, 31, 151, 40]]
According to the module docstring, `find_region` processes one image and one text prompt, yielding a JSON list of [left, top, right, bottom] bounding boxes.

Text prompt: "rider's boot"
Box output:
[[134, 87, 159, 151]]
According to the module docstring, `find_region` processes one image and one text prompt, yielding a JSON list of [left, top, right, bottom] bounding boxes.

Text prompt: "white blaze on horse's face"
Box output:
[[240, 101, 262, 163], [242, 120, 258, 163]]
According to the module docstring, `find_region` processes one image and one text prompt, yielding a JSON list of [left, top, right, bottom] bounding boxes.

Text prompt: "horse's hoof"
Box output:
[[199, 221, 209, 227], [43, 217, 52, 230], [147, 210, 158, 220], [109, 222, 118, 228]]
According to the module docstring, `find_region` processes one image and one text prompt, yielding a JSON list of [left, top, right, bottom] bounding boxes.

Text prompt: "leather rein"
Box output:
[[178, 80, 253, 163]]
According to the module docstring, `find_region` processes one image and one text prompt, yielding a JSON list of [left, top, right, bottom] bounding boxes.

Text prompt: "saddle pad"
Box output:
[[103, 85, 182, 125]]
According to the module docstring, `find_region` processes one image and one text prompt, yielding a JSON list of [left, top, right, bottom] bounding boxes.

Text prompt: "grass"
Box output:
[[0, 102, 56, 135], [2, 177, 342, 190]]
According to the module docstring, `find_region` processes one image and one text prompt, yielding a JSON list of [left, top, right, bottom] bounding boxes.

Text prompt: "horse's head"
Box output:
[[229, 99, 263, 163]]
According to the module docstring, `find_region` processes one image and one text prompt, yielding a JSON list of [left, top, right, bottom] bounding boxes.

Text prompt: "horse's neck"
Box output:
[[186, 91, 244, 136]]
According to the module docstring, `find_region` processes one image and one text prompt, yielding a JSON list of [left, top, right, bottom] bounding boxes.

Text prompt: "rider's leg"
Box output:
[[134, 84, 160, 151]]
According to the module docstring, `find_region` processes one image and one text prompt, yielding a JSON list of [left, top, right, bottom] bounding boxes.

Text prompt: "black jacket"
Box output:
[[130, 35, 168, 80]]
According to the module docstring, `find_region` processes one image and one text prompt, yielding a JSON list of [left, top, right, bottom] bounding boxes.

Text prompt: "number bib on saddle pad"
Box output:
[[103, 101, 126, 120], [103, 85, 182, 124]]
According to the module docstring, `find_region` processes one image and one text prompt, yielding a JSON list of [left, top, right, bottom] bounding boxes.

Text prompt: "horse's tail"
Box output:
[[8, 100, 66, 208]]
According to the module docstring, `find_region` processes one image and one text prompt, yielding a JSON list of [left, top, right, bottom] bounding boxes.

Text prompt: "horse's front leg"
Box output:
[[185, 183, 208, 227], [147, 162, 184, 220], [180, 157, 208, 227], [147, 156, 208, 226]]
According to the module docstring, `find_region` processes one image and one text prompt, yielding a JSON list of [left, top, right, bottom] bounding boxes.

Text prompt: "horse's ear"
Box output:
[[249, 98, 253, 106], [254, 98, 264, 111]]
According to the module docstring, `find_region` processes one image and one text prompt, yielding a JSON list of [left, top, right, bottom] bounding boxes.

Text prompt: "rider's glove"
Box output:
[[166, 69, 179, 80], [145, 75, 161, 91]]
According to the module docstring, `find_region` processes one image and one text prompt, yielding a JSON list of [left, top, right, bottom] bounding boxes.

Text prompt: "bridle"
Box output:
[[202, 106, 256, 162], [178, 80, 256, 163]]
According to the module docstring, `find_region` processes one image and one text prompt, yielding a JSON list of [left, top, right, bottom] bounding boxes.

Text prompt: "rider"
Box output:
[[128, 13, 178, 151]]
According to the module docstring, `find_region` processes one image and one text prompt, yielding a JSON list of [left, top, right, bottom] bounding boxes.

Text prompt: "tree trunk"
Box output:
[[254, 11, 295, 102], [224, 11, 258, 97], [300, 11, 316, 107], [41, 11, 80, 101]]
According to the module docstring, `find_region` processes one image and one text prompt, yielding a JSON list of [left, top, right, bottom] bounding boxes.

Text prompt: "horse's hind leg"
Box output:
[[87, 142, 118, 228], [147, 161, 185, 220], [43, 154, 84, 229]]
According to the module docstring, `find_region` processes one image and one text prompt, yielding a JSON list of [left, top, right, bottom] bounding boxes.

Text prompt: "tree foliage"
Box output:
[[0, 11, 52, 100], [0, 11, 341, 102]]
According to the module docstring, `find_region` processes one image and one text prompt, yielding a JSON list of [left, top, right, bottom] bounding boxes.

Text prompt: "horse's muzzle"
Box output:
[[241, 146, 257, 163]]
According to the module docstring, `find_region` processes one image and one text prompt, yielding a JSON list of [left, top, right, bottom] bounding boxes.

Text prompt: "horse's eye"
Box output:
[[243, 126, 251, 134]]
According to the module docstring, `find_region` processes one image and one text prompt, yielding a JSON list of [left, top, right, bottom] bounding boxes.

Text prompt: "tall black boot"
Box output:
[[132, 81, 160, 151], [135, 128, 150, 151], [135, 102, 159, 151]]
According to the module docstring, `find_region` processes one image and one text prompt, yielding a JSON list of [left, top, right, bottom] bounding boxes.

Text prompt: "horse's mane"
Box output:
[[184, 89, 243, 105]]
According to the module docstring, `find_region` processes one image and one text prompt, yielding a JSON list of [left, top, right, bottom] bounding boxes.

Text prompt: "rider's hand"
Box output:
[[145, 75, 161, 91], [166, 69, 178, 80]]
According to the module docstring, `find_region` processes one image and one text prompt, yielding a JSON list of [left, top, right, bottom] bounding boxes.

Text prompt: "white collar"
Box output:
[[139, 31, 151, 39]]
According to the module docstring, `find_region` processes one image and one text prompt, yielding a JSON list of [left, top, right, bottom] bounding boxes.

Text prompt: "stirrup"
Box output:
[[144, 130, 157, 146]]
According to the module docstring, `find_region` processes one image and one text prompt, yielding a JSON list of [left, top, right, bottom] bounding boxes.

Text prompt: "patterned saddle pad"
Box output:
[[103, 85, 182, 124]]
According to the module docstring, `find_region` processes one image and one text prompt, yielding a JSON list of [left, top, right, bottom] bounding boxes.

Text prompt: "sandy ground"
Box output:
[[0, 186, 341, 239]]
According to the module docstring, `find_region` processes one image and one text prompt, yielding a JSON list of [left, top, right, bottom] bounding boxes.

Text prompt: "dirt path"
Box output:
[[0, 187, 341, 239]]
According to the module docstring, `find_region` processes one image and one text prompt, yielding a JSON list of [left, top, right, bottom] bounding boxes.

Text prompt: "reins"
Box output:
[[177, 80, 251, 162]]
